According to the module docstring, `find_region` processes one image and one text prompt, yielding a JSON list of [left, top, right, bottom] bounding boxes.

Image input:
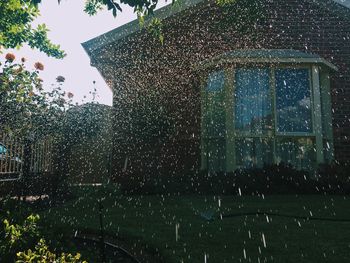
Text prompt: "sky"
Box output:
[[1, 0, 166, 106]]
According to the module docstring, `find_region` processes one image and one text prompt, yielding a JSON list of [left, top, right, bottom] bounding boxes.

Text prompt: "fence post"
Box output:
[[19, 139, 32, 200], [99, 198, 106, 262]]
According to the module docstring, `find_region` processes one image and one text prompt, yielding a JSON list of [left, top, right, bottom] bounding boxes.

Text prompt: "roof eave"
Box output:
[[81, 0, 211, 56]]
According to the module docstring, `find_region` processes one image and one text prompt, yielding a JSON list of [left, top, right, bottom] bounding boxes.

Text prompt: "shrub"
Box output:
[[118, 163, 315, 195], [117, 162, 350, 195], [0, 214, 41, 261], [316, 162, 350, 194], [234, 164, 314, 195], [0, 214, 87, 262], [17, 238, 87, 263]]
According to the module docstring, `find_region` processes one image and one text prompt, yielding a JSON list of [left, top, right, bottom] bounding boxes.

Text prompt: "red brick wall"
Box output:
[[102, 0, 350, 177]]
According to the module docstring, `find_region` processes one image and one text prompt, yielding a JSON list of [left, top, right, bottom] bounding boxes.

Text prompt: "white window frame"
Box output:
[[200, 62, 334, 172]]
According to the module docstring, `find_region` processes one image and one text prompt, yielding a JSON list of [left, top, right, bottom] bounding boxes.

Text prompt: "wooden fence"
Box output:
[[29, 137, 54, 174], [0, 132, 54, 182]]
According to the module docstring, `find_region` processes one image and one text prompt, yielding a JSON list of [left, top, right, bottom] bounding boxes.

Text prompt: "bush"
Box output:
[[0, 214, 41, 261], [234, 164, 314, 195], [316, 162, 350, 194], [0, 214, 87, 262], [118, 163, 316, 195], [17, 238, 86, 263], [118, 162, 350, 195]]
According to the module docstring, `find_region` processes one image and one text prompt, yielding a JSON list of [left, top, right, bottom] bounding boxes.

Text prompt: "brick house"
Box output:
[[82, 0, 350, 177]]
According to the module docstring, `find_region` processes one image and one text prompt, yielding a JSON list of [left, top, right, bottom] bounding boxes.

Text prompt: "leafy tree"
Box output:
[[63, 102, 111, 145], [0, 0, 173, 58], [0, 0, 65, 58], [0, 0, 167, 56]]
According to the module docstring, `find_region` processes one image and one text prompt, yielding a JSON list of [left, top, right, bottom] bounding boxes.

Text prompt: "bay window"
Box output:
[[200, 50, 336, 172]]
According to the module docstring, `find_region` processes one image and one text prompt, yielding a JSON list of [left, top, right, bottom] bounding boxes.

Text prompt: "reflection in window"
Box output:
[[207, 139, 226, 172], [202, 64, 332, 172], [207, 70, 225, 92], [235, 68, 272, 134], [205, 71, 225, 138], [276, 138, 315, 170], [235, 138, 273, 168], [276, 69, 312, 133]]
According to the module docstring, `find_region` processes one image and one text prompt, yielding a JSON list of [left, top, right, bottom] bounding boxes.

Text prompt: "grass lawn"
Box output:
[[40, 186, 350, 263]]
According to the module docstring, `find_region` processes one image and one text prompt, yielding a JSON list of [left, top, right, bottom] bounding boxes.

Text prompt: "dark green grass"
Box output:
[[40, 186, 350, 263]]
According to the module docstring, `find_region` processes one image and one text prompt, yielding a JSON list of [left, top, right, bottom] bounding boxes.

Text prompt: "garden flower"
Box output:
[[5, 53, 15, 62], [14, 66, 23, 74], [67, 92, 74, 99], [21, 57, 26, 63], [34, 62, 44, 71]]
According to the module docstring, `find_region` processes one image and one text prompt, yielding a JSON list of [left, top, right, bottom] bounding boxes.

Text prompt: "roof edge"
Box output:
[[81, 0, 350, 58], [81, 0, 211, 56]]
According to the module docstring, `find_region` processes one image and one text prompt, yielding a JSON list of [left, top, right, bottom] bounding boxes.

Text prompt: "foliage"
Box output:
[[62, 103, 111, 146], [0, 0, 170, 55], [0, 214, 87, 262], [84, 0, 236, 19], [146, 18, 164, 44], [84, 0, 159, 18], [16, 238, 87, 263], [0, 54, 72, 139], [0, 0, 65, 58], [0, 214, 40, 261]]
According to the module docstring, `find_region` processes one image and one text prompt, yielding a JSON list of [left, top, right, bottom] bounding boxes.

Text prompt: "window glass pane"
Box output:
[[276, 68, 312, 133], [206, 139, 226, 172], [207, 70, 225, 92], [235, 68, 272, 134], [205, 71, 225, 137], [276, 138, 315, 170], [235, 138, 273, 168], [203, 71, 226, 172]]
